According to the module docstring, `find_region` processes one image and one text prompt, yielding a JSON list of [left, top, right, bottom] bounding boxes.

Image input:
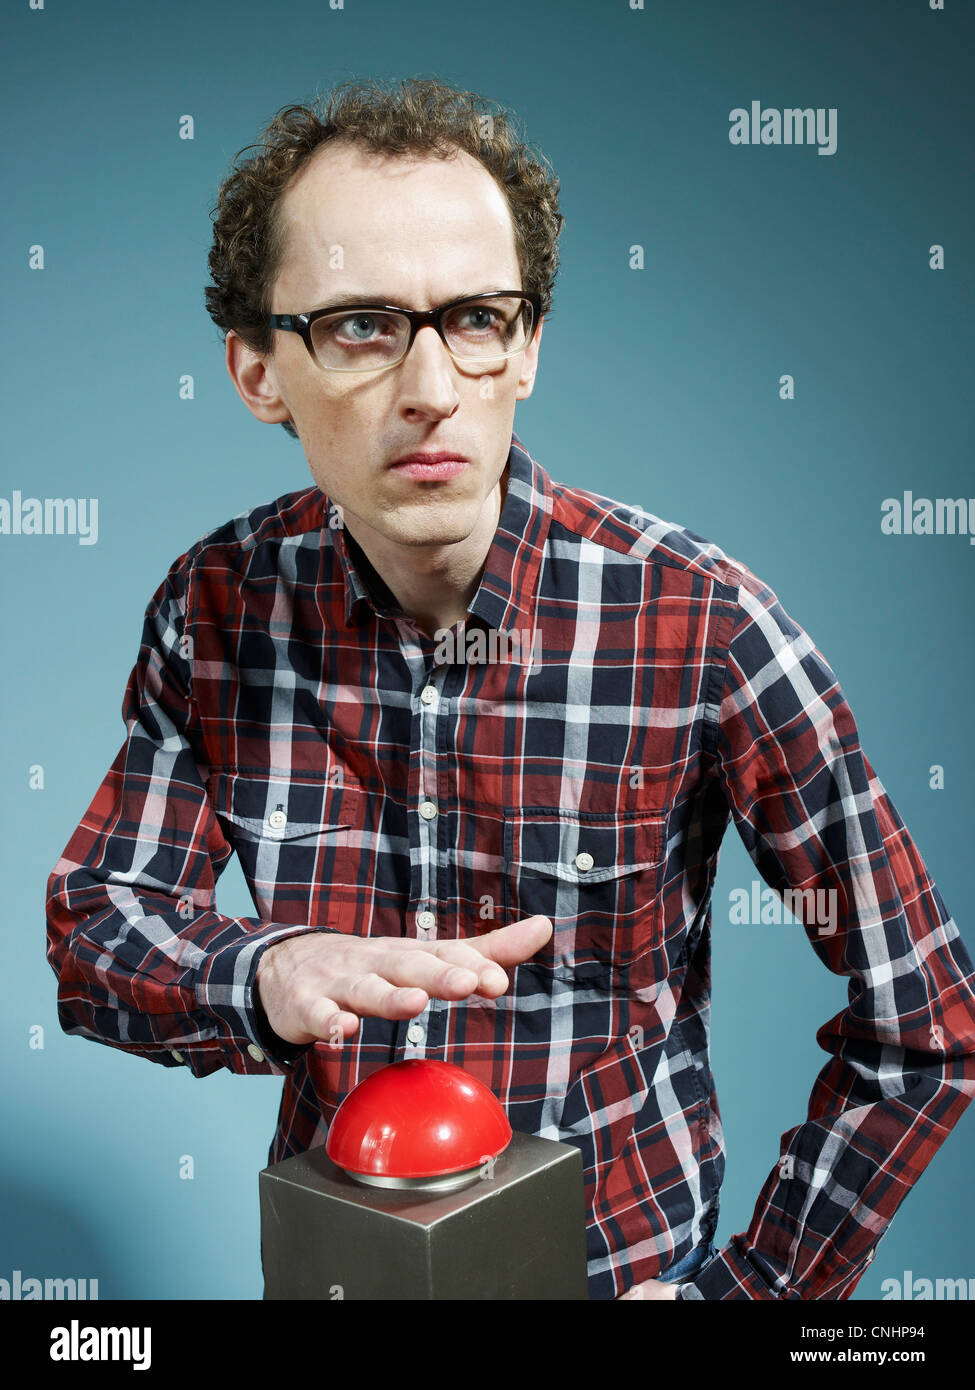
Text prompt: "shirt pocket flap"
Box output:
[[505, 808, 665, 884], [209, 772, 354, 843], [501, 807, 669, 978]]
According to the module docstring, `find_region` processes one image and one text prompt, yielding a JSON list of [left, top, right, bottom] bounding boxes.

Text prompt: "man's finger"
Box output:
[[370, 945, 489, 996], [330, 973, 432, 1021], [300, 997, 360, 1045], [462, 915, 554, 968]]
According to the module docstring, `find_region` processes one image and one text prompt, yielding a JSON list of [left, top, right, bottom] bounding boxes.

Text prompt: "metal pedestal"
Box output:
[[260, 1129, 589, 1300]]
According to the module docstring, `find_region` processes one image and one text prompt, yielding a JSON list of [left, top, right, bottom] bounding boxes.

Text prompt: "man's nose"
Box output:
[[395, 325, 461, 417]]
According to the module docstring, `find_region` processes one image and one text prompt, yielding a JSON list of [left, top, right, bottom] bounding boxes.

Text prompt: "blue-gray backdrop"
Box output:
[[2, 0, 972, 1300]]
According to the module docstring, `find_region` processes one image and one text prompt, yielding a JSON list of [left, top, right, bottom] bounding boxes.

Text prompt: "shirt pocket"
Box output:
[[209, 771, 360, 928], [500, 806, 668, 982]]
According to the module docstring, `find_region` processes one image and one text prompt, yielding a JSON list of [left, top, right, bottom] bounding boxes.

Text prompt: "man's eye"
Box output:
[[461, 307, 499, 331], [341, 314, 381, 340], [320, 312, 400, 344]]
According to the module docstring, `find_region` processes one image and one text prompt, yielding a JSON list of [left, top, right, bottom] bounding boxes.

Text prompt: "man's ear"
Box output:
[[515, 316, 543, 401], [225, 330, 294, 426]]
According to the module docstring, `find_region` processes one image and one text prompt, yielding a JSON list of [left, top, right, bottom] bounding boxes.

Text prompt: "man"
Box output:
[[47, 77, 975, 1301]]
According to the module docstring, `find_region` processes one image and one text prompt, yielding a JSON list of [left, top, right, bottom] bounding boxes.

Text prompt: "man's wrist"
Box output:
[[250, 983, 311, 1064]]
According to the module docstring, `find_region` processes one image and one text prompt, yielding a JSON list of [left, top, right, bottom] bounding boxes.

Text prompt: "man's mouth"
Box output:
[[389, 452, 470, 479]]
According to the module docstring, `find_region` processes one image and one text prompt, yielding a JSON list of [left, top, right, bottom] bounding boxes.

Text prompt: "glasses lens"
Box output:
[[310, 309, 410, 371], [442, 297, 534, 359]]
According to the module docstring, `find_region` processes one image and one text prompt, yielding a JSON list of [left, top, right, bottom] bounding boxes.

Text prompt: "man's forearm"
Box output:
[[47, 852, 330, 1077]]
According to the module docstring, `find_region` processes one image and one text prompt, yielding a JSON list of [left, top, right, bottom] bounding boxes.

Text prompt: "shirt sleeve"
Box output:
[[45, 555, 324, 1078], [675, 564, 975, 1300]]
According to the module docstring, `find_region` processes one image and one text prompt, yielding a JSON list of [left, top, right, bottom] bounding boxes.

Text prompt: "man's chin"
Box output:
[[381, 517, 479, 548], [370, 492, 490, 547]]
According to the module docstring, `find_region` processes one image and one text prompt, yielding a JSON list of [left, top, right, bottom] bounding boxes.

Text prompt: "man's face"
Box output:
[[226, 139, 542, 555]]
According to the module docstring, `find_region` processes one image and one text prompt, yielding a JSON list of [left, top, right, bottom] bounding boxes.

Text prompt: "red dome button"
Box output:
[[325, 1059, 513, 1191]]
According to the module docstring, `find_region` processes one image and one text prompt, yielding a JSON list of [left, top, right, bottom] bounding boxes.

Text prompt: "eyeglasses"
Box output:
[[268, 290, 541, 373]]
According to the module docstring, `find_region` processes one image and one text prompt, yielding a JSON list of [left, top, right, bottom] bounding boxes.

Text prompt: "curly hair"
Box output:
[[205, 76, 564, 439]]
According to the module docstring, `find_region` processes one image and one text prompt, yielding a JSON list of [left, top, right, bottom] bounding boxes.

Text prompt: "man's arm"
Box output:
[[46, 557, 552, 1077], [676, 565, 975, 1300], [45, 558, 328, 1077]]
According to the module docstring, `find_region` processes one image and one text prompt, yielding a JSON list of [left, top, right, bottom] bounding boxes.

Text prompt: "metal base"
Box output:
[[260, 1128, 590, 1299]]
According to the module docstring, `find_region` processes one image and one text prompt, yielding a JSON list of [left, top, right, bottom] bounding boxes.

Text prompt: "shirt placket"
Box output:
[[391, 617, 456, 1061]]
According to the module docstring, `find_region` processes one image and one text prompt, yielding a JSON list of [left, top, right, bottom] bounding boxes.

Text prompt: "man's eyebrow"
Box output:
[[308, 288, 510, 311], [312, 292, 395, 308]]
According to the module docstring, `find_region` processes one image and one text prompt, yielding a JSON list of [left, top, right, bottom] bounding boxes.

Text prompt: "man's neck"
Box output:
[[344, 468, 507, 640]]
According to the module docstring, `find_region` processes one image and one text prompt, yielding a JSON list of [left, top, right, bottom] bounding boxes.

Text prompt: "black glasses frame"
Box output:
[[268, 290, 542, 372]]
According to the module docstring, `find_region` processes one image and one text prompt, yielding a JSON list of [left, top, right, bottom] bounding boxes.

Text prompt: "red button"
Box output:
[[325, 1059, 512, 1180]]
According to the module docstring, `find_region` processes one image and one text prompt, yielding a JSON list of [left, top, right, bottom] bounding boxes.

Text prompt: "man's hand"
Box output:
[[255, 915, 554, 1046], [617, 1278, 679, 1300]]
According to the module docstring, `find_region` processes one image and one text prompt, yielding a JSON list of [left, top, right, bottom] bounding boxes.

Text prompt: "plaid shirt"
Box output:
[[47, 431, 975, 1300]]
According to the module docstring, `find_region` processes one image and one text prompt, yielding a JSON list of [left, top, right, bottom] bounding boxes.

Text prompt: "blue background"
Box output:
[[2, 0, 972, 1299]]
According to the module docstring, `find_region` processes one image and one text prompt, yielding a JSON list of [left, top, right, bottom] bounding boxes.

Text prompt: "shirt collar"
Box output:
[[328, 430, 551, 635]]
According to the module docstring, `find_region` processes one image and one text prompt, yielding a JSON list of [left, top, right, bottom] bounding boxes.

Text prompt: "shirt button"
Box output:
[[406, 1022, 425, 1044], [266, 809, 287, 830], [420, 685, 438, 705], [417, 910, 436, 930], [247, 1043, 265, 1062], [865, 1248, 876, 1264], [171, 1050, 183, 1063], [419, 801, 438, 820], [574, 852, 594, 872]]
